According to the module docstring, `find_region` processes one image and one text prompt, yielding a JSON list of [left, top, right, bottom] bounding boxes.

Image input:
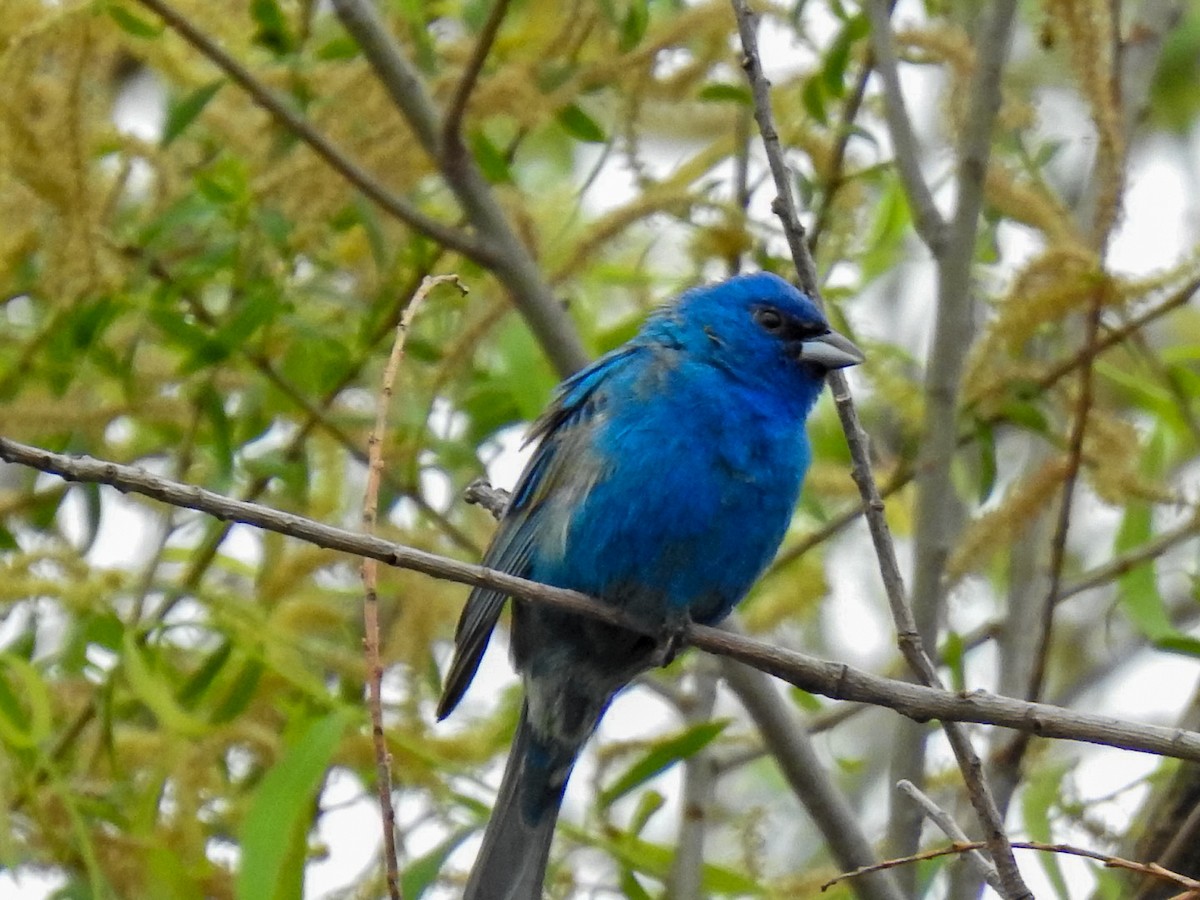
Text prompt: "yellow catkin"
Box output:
[[985, 162, 1079, 246], [963, 244, 1104, 405], [1041, 0, 1124, 241], [947, 459, 1071, 583], [1081, 406, 1175, 506]]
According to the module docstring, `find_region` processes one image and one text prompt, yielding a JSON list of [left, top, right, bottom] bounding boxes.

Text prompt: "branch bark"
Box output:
[[329, 0, 590, 377], [729, 1, 1030, 895], [7, 431, 1200, 757]]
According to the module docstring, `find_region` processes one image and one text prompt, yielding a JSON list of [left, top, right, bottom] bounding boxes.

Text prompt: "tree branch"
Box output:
[[730, 2, 1029, 894], [329, 0, 590, 377], [132, 0, 494, 265], [8, 438, 1200, 750], [863, 0, 948, 253]]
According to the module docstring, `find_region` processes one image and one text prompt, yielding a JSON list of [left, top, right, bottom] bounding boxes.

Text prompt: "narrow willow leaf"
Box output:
[[162, 80, 224, 147], [600, 720, 728, 807], [237, 709, 352, 900]]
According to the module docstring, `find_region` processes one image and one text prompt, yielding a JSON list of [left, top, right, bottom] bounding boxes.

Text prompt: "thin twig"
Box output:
[[729, 2, 1030, 895], [131, 0, 493, 265], [862, 0, 948, 253], [808, 57, 874, 253], [330, 0, 590, 376], [896, 780, 1001, 891], [361, 274, 466, 900], [1010, 285, 1108, 739], [9, 451, 1200, 749], [442, 0, 512, 147], [822, 840, 1200, 894]]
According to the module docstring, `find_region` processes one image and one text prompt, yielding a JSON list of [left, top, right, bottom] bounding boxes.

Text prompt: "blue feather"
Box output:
[[439, 272, 863, 898]]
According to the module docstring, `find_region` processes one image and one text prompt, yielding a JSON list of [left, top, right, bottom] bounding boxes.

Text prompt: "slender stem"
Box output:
[[897, 780, 1002, 891], [4, 437, 1200, 762], [360, 275, 466, 899], [442, 0, 512, 146], [863, 0, 948, 253], [730, 2, 1030, 894], [131, 0, 494, 265]]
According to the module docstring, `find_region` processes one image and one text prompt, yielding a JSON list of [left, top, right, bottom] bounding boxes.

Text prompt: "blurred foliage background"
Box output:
[[1, 0, 1199, 897]]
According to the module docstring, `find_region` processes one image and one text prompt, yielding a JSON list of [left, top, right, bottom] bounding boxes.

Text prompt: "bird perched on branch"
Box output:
[[437, 272, 863, 899]]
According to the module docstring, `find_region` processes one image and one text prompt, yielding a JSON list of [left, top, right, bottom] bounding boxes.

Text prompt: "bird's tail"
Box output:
[[464, 702, 575, 900]]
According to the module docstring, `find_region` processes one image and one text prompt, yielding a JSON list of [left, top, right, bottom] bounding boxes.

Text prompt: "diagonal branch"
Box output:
[[5, 436, 1200, 763], [863, 0, 948, 253], [330, 0, 590, 377], [442, 0, 513, 147], [730, 2, 1030, 896], [722, 658, 908, 900], [132, 0, 494, 265]]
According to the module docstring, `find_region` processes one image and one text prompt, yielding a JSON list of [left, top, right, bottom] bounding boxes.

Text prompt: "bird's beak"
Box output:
[[799, 329, 864, 371]]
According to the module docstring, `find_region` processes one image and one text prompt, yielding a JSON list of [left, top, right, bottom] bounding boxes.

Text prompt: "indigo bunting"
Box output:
[[438, 272, 862, 898]]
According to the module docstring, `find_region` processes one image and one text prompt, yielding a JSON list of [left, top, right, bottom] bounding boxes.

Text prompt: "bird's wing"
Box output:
[[436, 346, 640, 719]]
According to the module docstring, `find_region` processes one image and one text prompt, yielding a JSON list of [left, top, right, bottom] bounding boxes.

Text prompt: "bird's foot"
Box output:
[[651, 616, 691, 668]]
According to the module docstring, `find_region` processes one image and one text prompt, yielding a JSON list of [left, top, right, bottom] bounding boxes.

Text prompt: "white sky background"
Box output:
[[4, 4, 1200, 898]]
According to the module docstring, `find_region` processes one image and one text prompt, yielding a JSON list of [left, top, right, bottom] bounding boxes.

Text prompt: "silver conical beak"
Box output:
[[799, 329, 864, 370]]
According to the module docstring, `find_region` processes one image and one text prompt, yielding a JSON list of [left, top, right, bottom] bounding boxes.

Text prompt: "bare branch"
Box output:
[[442, 0, 512, 147], [897, 780, 1001, 891], [723, 659, 908, 900], [667, 658, 720, 900], [330, 0, 590, 377], [131, 0, 494, 265], [7, 447, 1200, 760], [361, 274, 465, 899], [863, 0, 948, 253]]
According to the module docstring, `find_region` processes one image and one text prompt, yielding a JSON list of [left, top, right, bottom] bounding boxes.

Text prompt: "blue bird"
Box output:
[[438, 272, 862, 899]]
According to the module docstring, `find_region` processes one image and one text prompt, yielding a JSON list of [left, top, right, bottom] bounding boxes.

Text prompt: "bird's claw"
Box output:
[[652, 618, 690, 668]]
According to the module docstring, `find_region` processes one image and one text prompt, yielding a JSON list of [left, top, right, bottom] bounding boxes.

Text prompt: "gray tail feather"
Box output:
[[464, 703, 572, 900]]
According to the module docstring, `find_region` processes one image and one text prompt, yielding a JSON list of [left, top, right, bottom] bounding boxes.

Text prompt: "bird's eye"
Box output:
[[754, 308, 784, 332]]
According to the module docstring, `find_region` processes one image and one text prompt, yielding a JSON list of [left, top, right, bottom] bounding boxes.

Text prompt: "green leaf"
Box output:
[[626, 789, 665, 836], [0, 654, 52, 748], [802, 76, 827, 125], [823, 16, 866, 98], [177, 640, 234, 709], [789, 687, 823, 712], [975, 419, 997, 503], [1115, 501, 1168, 639], [619, 0, 649, 52], [942, 630, 965, 692], [401, 828, 474, 899], [210, 658, 265, 723], [600, 720, 728, 807], [557, 103, 608, 143], [251, 0, 294, 55], [469, 129, 514, 184], [122, 632, 212, 736], [105, 2, 163, 38], [1021, 763, 1071, 899], [697, 83, 752, 105], [237, 709, 352, 900], [162, 80, 224, 147], [618, 869, 654, 900]]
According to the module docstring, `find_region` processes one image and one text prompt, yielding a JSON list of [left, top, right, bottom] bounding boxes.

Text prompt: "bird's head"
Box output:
[[646, 272, 863, 401]]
